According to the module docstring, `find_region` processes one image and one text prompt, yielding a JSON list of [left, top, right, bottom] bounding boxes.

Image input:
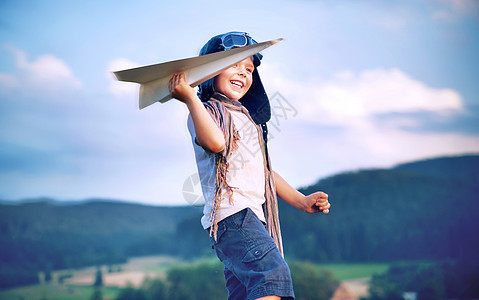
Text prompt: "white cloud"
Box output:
[[8, 47, 82, 92], [262, 64, 463, 126]]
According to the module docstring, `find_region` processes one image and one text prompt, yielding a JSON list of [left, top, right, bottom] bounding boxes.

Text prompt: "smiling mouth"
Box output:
[[230, 80, 244, 89]]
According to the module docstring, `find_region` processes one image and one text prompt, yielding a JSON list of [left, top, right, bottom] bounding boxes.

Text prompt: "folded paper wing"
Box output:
[[114, 38, 283, 109]]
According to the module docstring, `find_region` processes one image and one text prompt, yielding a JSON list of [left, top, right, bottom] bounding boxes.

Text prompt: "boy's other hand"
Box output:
[[169, 72, 198, 104], [304, 192, 330, 214]]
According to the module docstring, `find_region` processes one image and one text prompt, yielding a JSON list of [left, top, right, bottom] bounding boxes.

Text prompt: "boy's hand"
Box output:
[[169, 72, 198, 104], [304, 192, 330, 214]]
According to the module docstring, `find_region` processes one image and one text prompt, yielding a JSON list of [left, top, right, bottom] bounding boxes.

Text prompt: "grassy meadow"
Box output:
[[315, 262, 389, 281], [0, 284, 120, 300]]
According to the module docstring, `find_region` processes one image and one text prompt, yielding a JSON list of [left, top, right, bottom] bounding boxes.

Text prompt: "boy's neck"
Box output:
[[212, 92, 242, 107]]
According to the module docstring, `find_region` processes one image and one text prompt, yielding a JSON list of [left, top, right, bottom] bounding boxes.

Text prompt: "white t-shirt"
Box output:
[[187, 109, 266, 229]]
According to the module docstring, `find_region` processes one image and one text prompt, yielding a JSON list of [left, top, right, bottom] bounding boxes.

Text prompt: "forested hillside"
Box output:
[[0, 200, 202, 288], [1, 154, 478, 289], [280, 154, 479, 262]]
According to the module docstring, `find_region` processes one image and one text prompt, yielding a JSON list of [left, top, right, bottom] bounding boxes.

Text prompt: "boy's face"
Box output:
[[214, 57, 254, 101]]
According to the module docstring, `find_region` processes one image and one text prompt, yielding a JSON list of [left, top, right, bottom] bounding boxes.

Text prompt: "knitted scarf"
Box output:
[[204, 93, 284, 255]]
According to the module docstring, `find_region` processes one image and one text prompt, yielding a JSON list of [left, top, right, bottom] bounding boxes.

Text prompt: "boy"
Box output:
[[169, 32, 330, 300]]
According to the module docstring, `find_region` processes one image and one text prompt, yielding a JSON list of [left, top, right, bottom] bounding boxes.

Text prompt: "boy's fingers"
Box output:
[[317, 203, 330, 210], [169, 73, 184, 94], [168, 76, 173, 92], [315, 200, 331, 210], [315, 198, 328, 205], [169, 74, 176, 90]]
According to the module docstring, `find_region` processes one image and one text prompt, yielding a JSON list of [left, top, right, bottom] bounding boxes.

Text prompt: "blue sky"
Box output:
[[1, 0, 478, 205]]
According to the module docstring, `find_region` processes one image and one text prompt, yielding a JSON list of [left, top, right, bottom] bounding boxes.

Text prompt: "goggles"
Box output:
[[219, 32, 263, 61], [220, 32, 256, 49]]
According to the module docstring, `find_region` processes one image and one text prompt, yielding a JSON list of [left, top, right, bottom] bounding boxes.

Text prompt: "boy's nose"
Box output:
[[237, 68, 247, 77]]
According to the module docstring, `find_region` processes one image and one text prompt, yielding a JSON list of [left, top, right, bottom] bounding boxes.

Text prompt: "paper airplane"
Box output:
[[114, 38, 283, 109]]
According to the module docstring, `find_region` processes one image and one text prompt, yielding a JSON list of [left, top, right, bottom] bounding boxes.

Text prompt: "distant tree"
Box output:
[[142, 278, 168, 300], [289, 261, 339, 300], [94, 267, 103, 287], [44, 269, 52, 283], [368, 272, 404, 300], [368, 263, 447, 300], [413, 265, 445, 300], [115, 285, 147, 300], [167, 260, 227, 300]]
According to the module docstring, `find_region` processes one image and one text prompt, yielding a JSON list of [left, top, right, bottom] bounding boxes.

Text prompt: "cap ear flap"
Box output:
[[240, 69, 271, 124], [198, 77, 215, 101]]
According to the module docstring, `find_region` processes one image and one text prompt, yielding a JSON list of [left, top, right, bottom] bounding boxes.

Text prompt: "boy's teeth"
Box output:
[[231, 80, 243, 88]]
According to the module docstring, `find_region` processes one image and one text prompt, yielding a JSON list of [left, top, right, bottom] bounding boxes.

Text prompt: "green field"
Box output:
[[315, 262, 390, 281], [0, 284, 120, 300]]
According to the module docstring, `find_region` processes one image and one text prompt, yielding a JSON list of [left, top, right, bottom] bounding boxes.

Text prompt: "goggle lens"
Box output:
[[222, 34, 248, 49], [220, 32, 257, 50], [218, 32, 262, 65]]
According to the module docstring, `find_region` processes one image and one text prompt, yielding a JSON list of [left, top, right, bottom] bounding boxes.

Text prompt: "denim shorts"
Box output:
[[210, 208, 295, 300]]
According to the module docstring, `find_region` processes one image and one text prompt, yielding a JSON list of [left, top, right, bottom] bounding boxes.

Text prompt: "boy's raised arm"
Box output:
[[273, 171, 330, 214], [169, 72, 225, 153]]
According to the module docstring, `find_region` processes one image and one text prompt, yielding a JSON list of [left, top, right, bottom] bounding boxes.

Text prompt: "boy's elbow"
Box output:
[[208, 140, 226, 153], [199, 137, 225, 153]]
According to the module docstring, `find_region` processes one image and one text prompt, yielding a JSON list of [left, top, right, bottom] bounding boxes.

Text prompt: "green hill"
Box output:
[[0, 200, 203, 288], [1, 154, 478, 289], [280, 154, 479, 262]]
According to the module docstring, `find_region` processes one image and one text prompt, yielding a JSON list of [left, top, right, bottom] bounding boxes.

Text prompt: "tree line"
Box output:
[[368, 260, 479, 299]]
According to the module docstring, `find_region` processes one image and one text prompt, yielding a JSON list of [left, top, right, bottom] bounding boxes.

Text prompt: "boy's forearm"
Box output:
[[273, 171, 307, 212], [274, 170, 331, 214], [186, 96, 225, 153], [169, 72, 225, 153]]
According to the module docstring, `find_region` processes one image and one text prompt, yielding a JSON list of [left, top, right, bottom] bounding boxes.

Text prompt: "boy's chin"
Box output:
[[225, 92, 245, 101]]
